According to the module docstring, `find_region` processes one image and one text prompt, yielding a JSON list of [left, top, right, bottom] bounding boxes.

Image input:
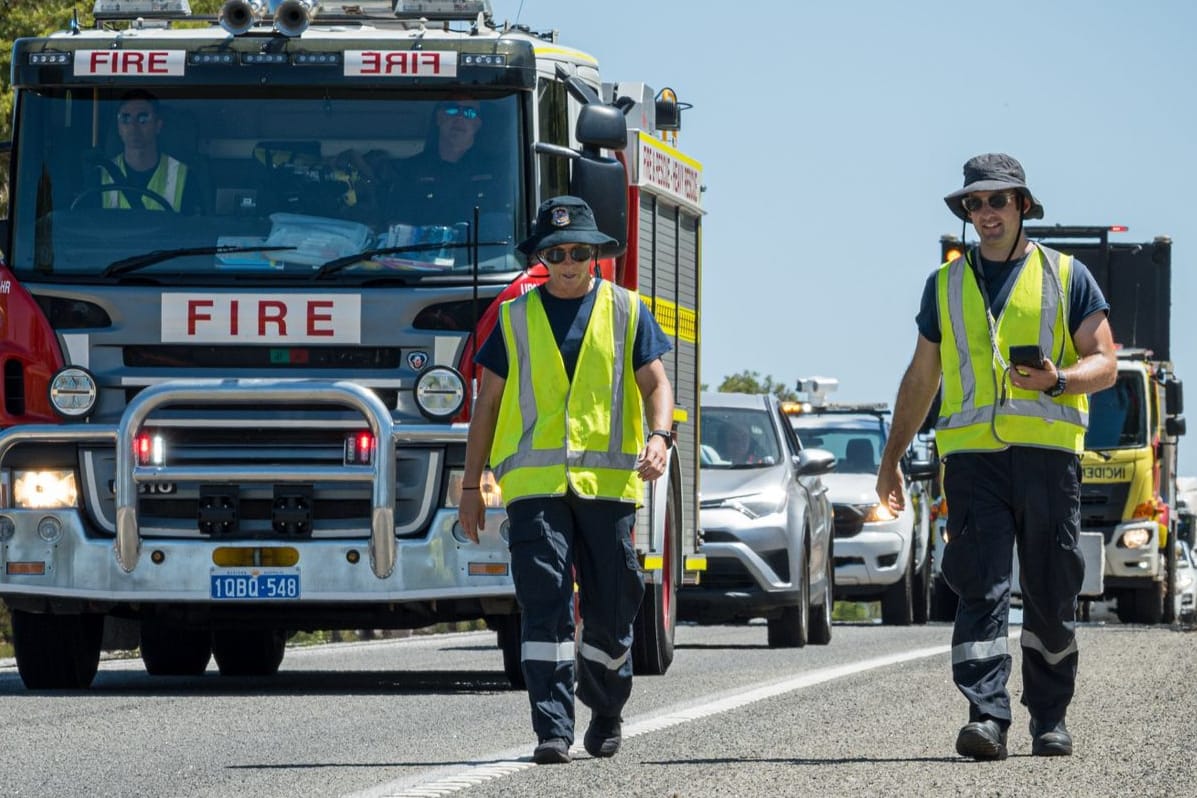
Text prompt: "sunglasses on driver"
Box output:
[[440, 104, 480, 120]]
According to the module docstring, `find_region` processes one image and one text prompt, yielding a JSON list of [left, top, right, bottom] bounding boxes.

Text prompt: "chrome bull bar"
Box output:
[[0, 380, 464, 580]]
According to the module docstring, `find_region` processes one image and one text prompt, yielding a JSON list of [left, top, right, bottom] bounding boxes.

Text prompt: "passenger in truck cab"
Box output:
[[99, 90, 202, 213], [458, 196, 674, 766], [877, 152, 1117, 763]]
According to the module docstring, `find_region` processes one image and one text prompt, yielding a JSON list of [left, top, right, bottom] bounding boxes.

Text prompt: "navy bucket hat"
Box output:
[[517, 196, 618, 255], [943, 153, 1045, 222]]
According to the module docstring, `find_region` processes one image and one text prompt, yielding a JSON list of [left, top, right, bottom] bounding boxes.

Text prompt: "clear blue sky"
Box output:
[[494, 0, 1196, 478]]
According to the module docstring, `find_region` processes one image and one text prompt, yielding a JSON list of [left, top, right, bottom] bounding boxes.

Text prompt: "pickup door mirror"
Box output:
[[904, 457, 939, 481], [794, 448, 837, 476]]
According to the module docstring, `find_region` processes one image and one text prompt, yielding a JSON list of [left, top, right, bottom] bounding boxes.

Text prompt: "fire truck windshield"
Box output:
[[1085, 372, 1148, 450], [8, 89, 523, 280]]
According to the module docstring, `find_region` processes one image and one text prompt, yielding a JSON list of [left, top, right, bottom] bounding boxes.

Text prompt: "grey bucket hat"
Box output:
[[517, 196, 618, 255], [943, 153, 1045, 221]]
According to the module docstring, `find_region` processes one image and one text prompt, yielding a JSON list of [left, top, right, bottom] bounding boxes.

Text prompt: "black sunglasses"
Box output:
[[961, 192, 1018, 213], [541, 245, 595, 264]]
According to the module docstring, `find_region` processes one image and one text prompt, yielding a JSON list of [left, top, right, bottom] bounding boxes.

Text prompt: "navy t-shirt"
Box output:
[[475, 279, 672, 381], [916, 248, 1109, 343]]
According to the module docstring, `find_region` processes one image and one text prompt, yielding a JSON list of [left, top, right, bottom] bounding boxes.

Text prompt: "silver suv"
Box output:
[[681, 392, 837, 647]]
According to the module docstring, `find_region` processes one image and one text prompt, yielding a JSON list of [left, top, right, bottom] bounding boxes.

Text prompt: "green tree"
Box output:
[[717, 370, 799, 402]]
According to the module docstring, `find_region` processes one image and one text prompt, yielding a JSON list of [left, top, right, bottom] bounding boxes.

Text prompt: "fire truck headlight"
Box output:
[[414, 366, 465, 422], [445, 469, 503, 508], [1120, 527, 1153, 549], [49, 367, 98, 418], [13, 470, 79, 509]]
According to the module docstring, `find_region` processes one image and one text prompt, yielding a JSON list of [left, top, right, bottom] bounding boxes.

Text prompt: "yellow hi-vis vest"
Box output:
[[936, 244, 1089, 455], [102, 155, 188, 211], [490, 280, 646, 505]]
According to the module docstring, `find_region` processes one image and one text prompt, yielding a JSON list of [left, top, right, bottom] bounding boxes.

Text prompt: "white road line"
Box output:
[[344, 637, 1012, 798]]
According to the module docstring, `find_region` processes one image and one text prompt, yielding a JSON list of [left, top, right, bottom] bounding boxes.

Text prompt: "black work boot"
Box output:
[[532, 738, 571, 764], [583, 715, 622, 758], [955, 718, 1009, 761], [1030, 717, 1073, 756]]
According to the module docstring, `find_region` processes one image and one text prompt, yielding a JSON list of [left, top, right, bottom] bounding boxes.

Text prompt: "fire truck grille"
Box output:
[[123, 387, 400, 411], [1080, 482, 1131, 528], [123, 345, 403, 369]]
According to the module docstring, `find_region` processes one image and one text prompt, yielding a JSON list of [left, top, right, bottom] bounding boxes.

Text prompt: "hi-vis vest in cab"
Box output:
[[491, 280, 646, 504], [936, 245, 1088, 455], [102, 154, 188, 211]]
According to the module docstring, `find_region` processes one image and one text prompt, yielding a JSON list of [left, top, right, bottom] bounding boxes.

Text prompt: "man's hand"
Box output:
[[876, 462, 907, 514], [1008, 359, 1059, 393], [636, 435, 668, 482]]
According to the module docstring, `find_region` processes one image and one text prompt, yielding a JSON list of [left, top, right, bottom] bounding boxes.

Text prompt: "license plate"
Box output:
[[210, 569, 300, 600]]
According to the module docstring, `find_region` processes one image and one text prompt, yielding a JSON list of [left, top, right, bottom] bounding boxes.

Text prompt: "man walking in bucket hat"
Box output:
[[876, 154, 1116, 760], [459, 196, 675, 764]]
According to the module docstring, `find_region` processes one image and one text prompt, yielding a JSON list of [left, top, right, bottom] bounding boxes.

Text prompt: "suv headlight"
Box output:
[[12, 470, 79, 508], [862, 503, 898, 523], [722, 489, 786, 519]]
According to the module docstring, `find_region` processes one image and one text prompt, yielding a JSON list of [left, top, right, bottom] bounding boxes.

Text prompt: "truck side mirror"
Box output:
[[1165, 375, 1184, 416], [571, 156, 627, 257], [575, 103, 628, 152], [1166, 415, 1186, 437]]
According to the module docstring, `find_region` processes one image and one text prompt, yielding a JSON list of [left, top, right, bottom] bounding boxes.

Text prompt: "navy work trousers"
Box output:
[[940, 447, 1085, 727], [505, 491, 646, 744]]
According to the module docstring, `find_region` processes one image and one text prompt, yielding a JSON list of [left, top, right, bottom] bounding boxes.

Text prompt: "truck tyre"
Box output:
[[881, 553, 915, 626], [807, 543, 834, 645], [140, 621, 212, 676], [768, 555, 810, 648], [1163, 537, 1177, 624], [911, 546, 932, 625], [1132, 583, 1165, 625], [632, 479, 680, 675], [491, 613, 525, 690], [930, 574, 959, 622], [211, 629, 286, 677], [12, 610, 104, 690]]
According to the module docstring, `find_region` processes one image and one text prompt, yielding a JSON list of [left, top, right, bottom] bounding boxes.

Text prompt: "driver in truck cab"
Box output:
[[100, 90, 202, 213]]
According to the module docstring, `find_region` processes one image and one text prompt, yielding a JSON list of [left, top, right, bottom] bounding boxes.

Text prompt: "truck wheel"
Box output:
[[632, 480, 679, 675], [1131, 583, 1165, 625], [491, 613, 525, 690], [807, 543, 834, 645], [930, 574, 959, 622], [881, 554, 915, 626], [768, 556, 810, 648], [140, 621, 212, 676], [211, 629, 286, 677], [12, 610, 103, 689], [911, 547, 932, 625]]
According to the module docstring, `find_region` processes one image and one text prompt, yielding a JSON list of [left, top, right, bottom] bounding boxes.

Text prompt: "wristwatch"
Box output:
[[649, 429, 674, 449], [1045, 372, 1068, 398]]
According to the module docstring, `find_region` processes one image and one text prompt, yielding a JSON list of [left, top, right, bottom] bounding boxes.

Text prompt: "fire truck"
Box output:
[[0, 0, 706, 688]]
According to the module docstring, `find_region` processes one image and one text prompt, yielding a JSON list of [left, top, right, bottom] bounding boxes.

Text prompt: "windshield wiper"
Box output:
[[311, 240, 508, 280], [103, 245, 298, 277]]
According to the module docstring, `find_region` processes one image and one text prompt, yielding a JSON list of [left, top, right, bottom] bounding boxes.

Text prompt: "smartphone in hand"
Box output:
[[1008, 344, 1045, 369]]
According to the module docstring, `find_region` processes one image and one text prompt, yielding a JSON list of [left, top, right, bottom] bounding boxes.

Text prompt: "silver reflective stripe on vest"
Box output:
[[946, 263, 977, 410], [522, 640, 576, 663], [1021, 629, 1078, 666], [1037, 246, 1062, 359], [578, 640, 629, 671], [492, 284, 639, 481], [939, 399, 1088, 430], [951, 636, 1009, 665], [160, 158, 182, 210]]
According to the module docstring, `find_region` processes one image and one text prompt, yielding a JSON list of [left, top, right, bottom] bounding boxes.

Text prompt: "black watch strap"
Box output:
[[1045, 372, 1067, 398], [650, 429, 673, 448]]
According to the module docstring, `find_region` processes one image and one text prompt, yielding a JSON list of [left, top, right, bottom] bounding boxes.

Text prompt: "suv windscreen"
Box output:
[[791, 415, 886, 475], [9, 88, 523, 281], [700, 408, 781, 468]]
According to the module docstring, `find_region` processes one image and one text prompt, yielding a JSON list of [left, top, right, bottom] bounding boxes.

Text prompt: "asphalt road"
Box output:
[[2, 616, 1194, 797]]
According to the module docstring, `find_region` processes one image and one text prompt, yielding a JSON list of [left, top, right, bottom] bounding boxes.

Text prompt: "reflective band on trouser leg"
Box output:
[[951, 637, 1010, 665], [1020, 629, 1077, 667], [522, 640, 576, 663]]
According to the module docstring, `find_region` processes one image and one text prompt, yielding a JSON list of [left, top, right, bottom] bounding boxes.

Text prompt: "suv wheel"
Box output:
[[881, 552, 914, 626]]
